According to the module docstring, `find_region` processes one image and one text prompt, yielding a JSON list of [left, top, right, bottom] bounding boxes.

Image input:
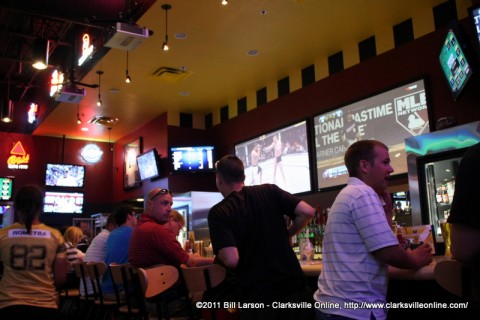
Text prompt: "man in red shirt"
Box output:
[[128, 188, 213, 268]]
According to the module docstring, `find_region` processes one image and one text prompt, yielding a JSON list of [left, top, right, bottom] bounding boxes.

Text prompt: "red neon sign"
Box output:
[[7, 141, 30, 169]]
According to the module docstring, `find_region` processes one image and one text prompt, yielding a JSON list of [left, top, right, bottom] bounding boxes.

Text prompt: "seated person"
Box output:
[[79, 214, 117, 296], [0, 185, 69, 320], [101, 206, 137, 300], [129, 188, 213, 268]]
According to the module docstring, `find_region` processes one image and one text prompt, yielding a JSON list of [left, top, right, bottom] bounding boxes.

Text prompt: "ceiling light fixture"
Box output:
[[222, 0, 228, 5], [1, 78, 14, 123], [96, 70, 104, 106], [161, 4, 172, 51], [32, 38, 50, 70], [125, 52, 132, 84], [76, 103, 82, 124]]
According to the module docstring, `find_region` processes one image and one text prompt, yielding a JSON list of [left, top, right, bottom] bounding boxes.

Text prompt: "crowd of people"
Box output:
[[0, 139, 478, 320]]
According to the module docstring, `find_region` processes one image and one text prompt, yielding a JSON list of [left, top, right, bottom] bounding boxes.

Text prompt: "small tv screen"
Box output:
[[469, 5, 480, 56], [137, 149, 161, 181], [439, 23, 474, 101], [44, 191, 84, 214], [45, 163, 85, 188], [234, 120, 312, 195], [313, 78, 431, 190], [170, 146, 215, 173], [0, 177, 14, 201]]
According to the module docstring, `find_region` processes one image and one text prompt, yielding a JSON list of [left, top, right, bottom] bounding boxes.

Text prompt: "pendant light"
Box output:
[[96, 70, 103, 107], [1, 78, 14, 123], [76, 103, 82, 124], [32, 38, 50, 70], [125, 52, 131, 84], [161, 4, 172, 51]]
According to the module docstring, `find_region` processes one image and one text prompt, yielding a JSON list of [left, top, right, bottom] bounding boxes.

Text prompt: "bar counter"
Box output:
[[300, 255, 450, 279]]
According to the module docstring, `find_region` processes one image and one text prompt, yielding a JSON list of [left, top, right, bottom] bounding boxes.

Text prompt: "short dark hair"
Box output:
[[113, 205, 134, 226], [215, 155, 245, 184], [344, 140, 388, 177]]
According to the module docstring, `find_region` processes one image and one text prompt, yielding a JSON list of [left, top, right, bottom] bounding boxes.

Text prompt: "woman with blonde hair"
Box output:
[[63, 226, 85, 263]]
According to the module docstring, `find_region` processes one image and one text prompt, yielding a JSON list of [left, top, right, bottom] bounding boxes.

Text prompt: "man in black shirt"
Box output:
[[208, 155, 315, 319]]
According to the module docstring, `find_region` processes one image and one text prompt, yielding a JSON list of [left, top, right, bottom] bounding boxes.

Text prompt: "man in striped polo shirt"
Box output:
[[314, 140, 432, 320]]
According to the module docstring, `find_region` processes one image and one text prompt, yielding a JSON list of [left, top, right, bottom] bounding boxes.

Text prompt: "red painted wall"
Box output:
[[0, 132, 113, 227]]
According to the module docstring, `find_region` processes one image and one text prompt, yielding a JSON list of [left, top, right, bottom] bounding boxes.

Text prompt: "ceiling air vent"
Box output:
[[89, 116, 119, 126], [148, 66, 192, 83]]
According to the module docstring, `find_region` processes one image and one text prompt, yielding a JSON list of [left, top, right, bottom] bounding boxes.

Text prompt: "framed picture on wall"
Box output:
[[123, 137, 143, 189]]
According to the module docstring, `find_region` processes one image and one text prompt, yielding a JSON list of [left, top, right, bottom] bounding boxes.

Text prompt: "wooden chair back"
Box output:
[[109, 263, 147, 318], [137, 265, 179, 299], [180, 264, 226, 293]]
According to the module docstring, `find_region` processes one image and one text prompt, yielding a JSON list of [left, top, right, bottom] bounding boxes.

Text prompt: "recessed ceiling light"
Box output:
[[247, 49, 259, 56], [175, 33, 187, 39], [260, 9, 268, 15], [81, 127, 89, 131], [179, 91, 190, 96]]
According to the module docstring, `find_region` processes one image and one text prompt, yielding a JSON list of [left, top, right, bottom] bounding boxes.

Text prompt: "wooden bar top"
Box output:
[[300, 255, 451, 280]]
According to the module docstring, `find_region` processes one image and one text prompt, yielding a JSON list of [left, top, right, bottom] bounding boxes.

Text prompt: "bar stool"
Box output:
[[86, 261, 119, 320], [137, 265, 179, 320], [180, 264, 239, 320], [72, 261, 97, 320], [109, 263, 148, 320]]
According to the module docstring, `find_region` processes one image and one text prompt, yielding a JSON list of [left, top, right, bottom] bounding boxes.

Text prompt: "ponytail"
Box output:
[[14, 185, 43, 234]]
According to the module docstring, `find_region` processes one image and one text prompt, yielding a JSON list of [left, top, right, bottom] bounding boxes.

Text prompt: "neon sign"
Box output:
[[7, 141, 30, 170], [50, 69, 64, 97], [78, 34, 94, 66], [28, 103, 38, 124]]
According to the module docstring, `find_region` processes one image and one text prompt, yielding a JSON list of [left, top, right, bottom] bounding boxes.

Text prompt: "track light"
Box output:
[[96, 70, 103, 107], [32, 38, 50, 70], [125, 52, 131, 84], [161, 4, 172, 51]]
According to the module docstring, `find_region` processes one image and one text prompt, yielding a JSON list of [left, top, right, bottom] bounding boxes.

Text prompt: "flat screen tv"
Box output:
[[137, 148, 161, 181], [313, 78, 431, 191], [234, 119, 312, 195], [169, 146, 215, 173], [469, 5, 480, 57], [0, 177, 14, 201], [439, 21, 474, 101], [45, 163, 85, 188], [43, 191, 84, 214]]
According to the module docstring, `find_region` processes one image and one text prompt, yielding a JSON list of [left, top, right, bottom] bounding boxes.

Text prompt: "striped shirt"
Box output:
[[314, 177, 398, 320]]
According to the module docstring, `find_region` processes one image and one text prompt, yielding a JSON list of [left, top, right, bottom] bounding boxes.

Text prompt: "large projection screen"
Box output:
[[314, 78, 431, 190]]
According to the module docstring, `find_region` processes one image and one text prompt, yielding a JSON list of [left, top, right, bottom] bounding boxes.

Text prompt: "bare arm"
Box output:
[[217, 246, 239, 269], [372, 243, 432, 270], [450, 223, 480, 265], [186, 253, 214, 267], [288, 201, 315, 237]]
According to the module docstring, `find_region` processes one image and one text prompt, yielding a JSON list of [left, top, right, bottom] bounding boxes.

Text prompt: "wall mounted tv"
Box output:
[[45, 163, 85, 188], [169, 146, 215, 174], [439, 21, 474, 101], [0, 177, 14, 202], [234, 119, 312, 195], [313, 78, 431, 191], [469, 5, 480, 57], [137, 148, 161, 181], [44, 191, 84, 214]]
